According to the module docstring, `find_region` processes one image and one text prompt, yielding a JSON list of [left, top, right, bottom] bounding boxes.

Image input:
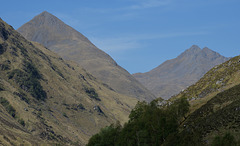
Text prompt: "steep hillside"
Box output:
[[174, 83, 240, 145], [0, 18, 137, 145], [133, 45, 229, 99], [17, 11, 155, 102], [172, 54, 240, 112]]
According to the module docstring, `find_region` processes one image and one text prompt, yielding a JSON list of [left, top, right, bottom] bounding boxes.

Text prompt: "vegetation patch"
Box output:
[[23, 61, 42, 79], [0, 42, 8, 55], [0, 64, 10, 71], [0, 26, 9, 40], [0, 97, 16, 118], [87, 98, 189, 146], [85, 87, 100, 101], [8, 61, 47, 101]]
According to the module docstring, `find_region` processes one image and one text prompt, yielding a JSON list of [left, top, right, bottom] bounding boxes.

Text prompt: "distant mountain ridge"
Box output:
[[133, 45, 230, 99], [17, 11, 155, 102]]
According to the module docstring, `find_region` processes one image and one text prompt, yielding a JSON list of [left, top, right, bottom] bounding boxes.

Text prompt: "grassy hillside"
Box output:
[[0, 18, 137, 145], [174, 83, 240, 145]]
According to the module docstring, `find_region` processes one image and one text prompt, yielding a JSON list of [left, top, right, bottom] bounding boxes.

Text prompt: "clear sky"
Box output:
[[1, 0, 240, 74]]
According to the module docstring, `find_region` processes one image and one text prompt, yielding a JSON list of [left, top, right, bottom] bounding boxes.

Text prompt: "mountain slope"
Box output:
[[171, 54, 240, 113], [17, 11, 155, 102], [133, 45, 229, 99], [0, 17, 137, 145]]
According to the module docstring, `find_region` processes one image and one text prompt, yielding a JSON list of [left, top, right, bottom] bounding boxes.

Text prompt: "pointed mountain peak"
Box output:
[[202, 47, 213, 52], [40, 11, 51, 15], [18, 11, 88, 46], [190, 45, 201, 50], [188, 45, 201, 52], [179, 45, 201, 57], [30, 11, 62, 26]]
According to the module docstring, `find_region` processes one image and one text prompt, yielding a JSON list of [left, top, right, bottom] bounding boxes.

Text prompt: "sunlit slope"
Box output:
[[0, 18, 137, 145]]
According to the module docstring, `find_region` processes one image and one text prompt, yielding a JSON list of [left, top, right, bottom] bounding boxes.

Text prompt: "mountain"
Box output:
[[133, 45, 229, 99], [17, 11, 155, 102], [0, 17, 138, 145]]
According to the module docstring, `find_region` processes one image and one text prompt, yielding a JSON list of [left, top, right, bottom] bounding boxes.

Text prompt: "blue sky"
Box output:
[[1, 0, 240, 73]]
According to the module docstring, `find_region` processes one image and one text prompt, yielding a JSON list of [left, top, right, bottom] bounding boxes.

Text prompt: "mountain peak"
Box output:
[[179, 45, 201, 57], [37, 11, 56, 18], [18, 11, 89, 46], [31, 11, 62, 26], [190, 45, 201, 50], [40, 11, 51, 15], [202, 47, 213, 52]]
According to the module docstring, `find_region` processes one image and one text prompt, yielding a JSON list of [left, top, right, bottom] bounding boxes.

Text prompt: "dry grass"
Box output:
[[0, 19, 138, 145]]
